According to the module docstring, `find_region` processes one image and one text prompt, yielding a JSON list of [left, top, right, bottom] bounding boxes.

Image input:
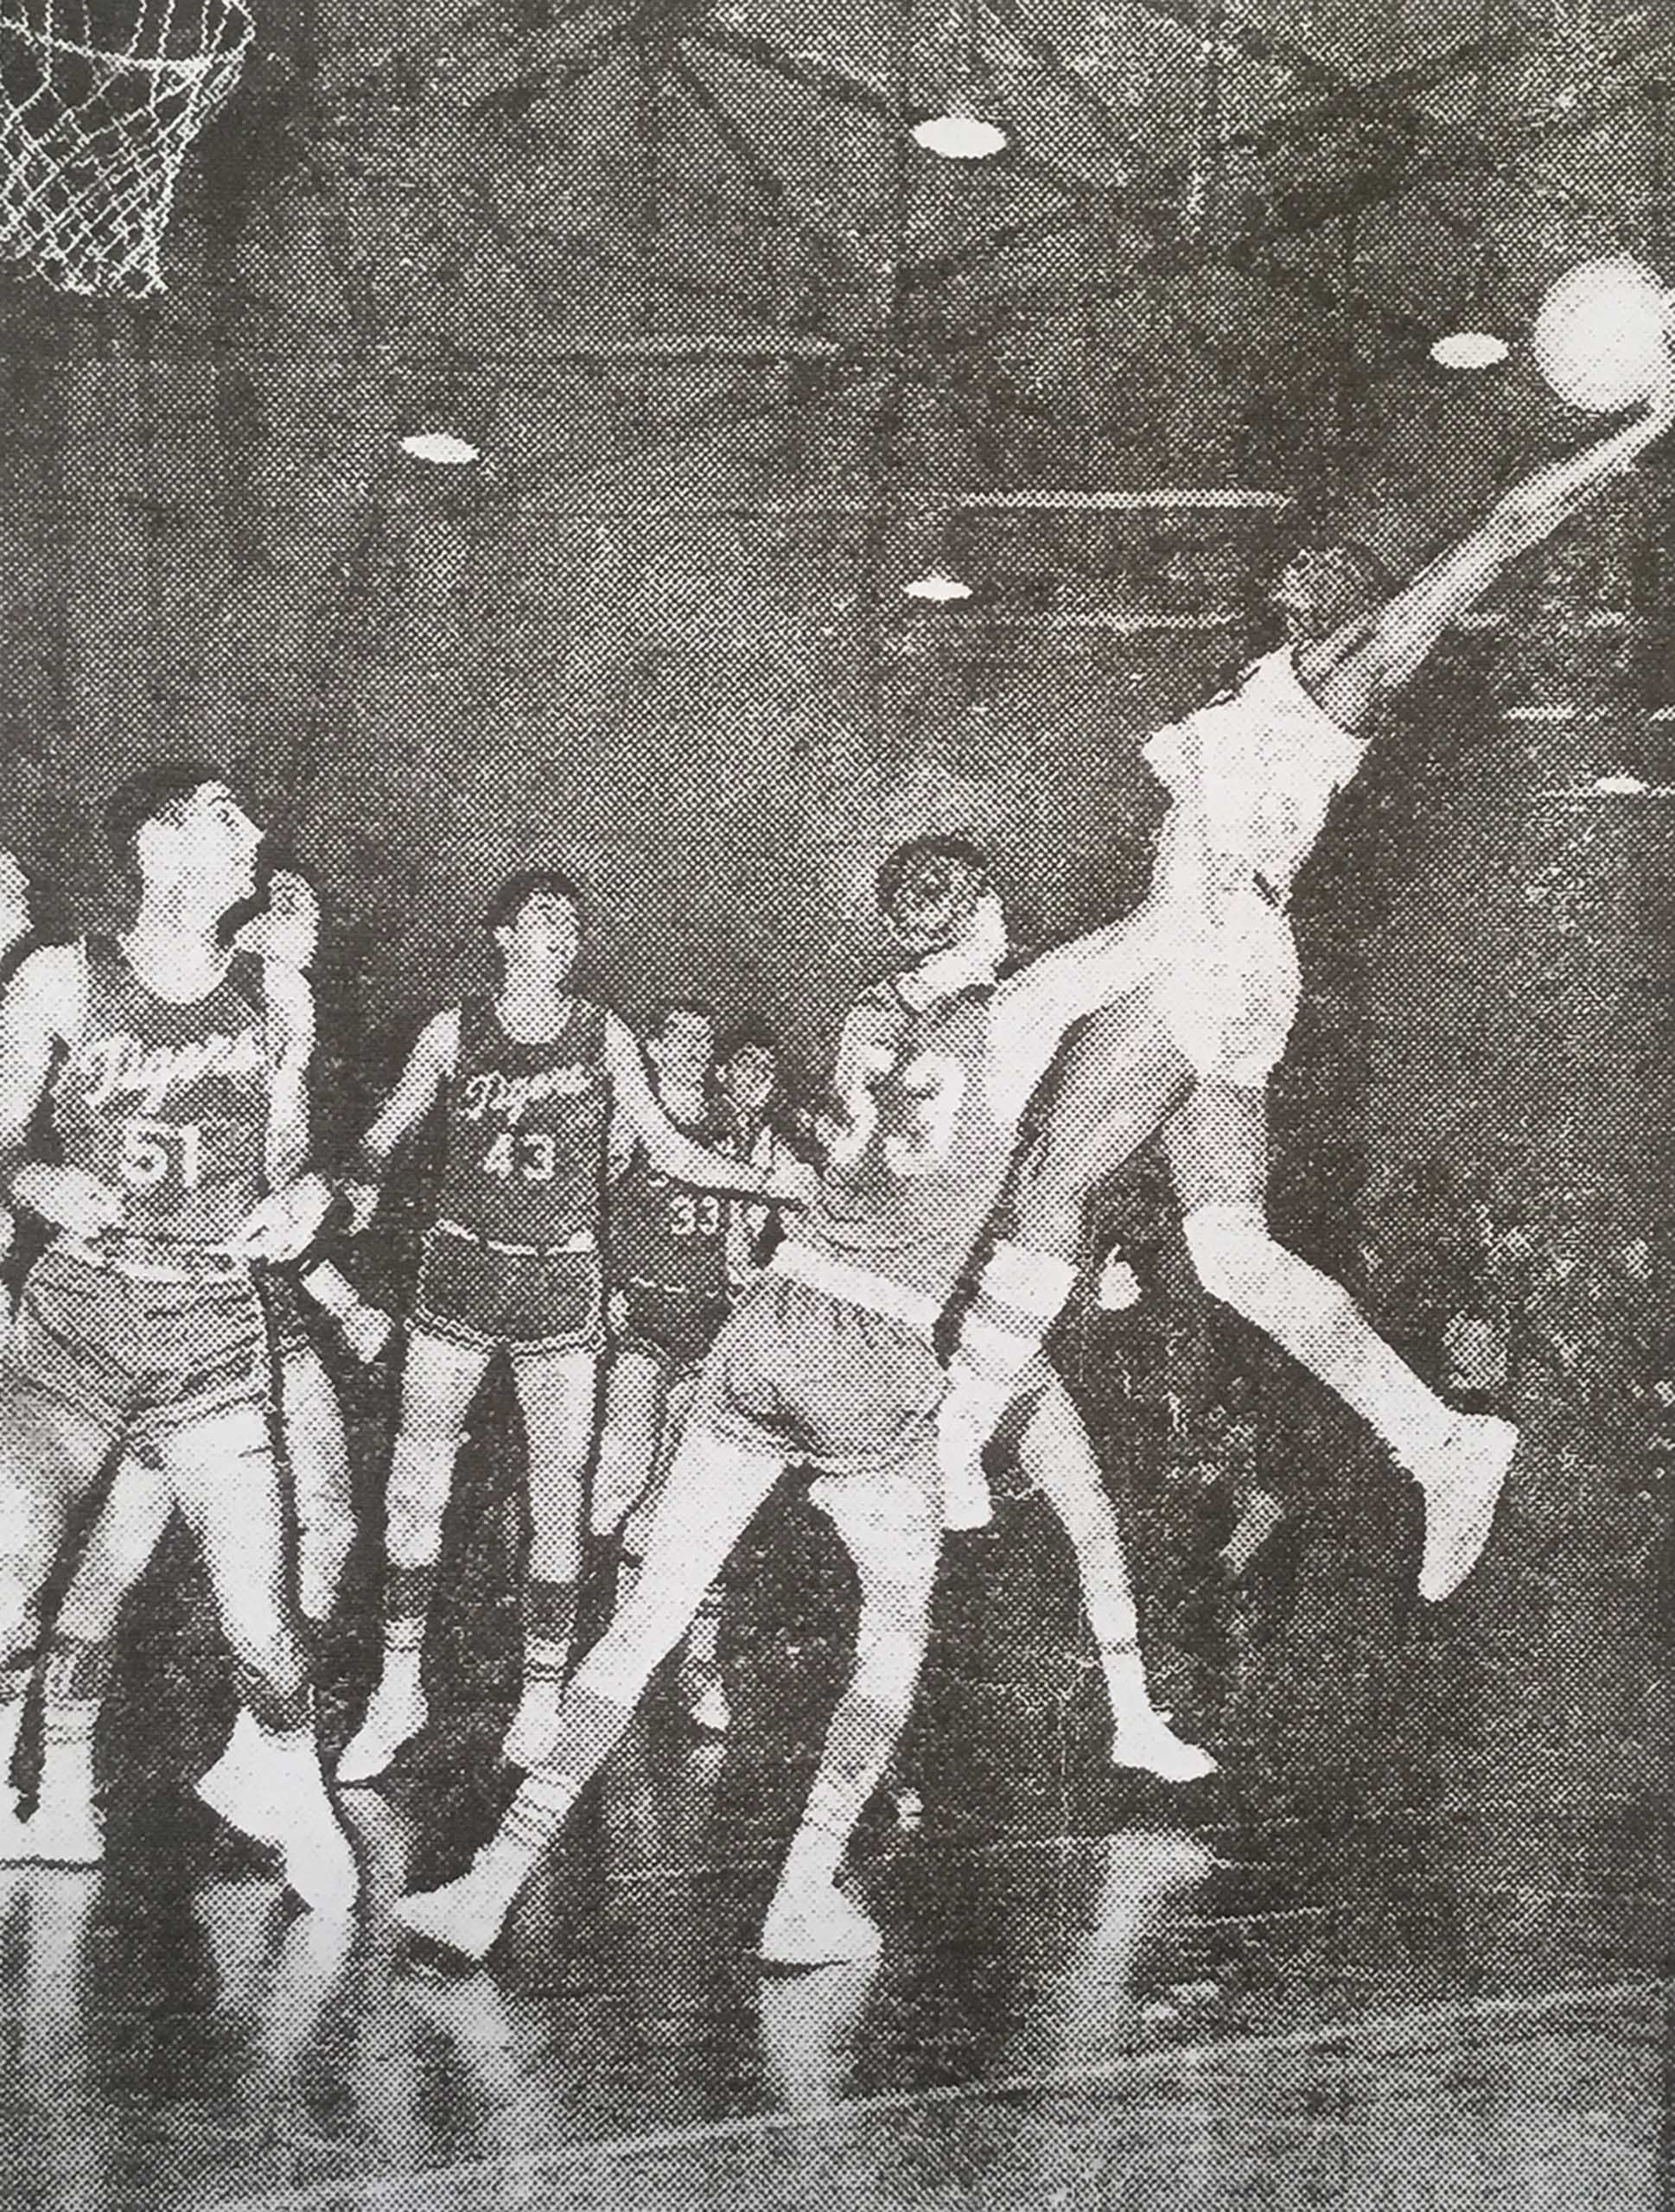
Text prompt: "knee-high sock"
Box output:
[[941, 1242, 1080, 1451], [1181, 1203, 1455, 1476]]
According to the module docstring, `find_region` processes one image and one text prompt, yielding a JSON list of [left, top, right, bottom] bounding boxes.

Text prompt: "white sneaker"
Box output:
[[1417, 1414, 1518, 1603], [27, 1730, 104, 1866], [337, 1671, 428, 1786], [1110, 1708, 1219, 1784], [199, 1711, 360, 1916], [392, 1848, 527, 1965], [759, 1878, 883, 1970]]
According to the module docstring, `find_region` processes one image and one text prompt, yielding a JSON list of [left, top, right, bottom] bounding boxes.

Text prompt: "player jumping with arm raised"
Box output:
[[933, 381, 1675, 1602]]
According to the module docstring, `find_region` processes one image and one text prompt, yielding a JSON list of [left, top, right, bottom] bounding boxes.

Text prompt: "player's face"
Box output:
[[154, 784, 264, 907], [651, 1009, 717, 1091], [497, 891, 581, 981], [718, 1045, 777, 1123]]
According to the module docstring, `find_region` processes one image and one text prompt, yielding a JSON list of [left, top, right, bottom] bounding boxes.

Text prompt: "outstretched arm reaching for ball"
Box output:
[[1302, 381, 1675, 733]]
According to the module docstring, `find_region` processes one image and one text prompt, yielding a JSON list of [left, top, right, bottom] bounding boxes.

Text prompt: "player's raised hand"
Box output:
[[231, 1173, 334, 1265], [10, 1161, 126, 1242]]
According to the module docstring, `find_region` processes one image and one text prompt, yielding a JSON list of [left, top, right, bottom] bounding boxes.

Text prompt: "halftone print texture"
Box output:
[[0, 2, 1672, 2207]]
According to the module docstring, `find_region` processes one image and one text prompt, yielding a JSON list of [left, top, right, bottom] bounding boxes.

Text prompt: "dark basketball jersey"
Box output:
[[799, 979, 1018, 1301], [435, 995, 612, 1244], [608, 1108, 731, 1298], [49, 936, 272, 1248]]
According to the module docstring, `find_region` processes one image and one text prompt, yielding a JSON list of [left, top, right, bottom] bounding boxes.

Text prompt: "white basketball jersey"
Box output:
[[1143, 648, 1366, 911]]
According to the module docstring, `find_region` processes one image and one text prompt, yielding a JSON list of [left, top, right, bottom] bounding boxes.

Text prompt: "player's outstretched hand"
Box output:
[[232, 1173, 334, 1265], [10, 1162, 125, 1242], [767, 1156, 818, 1209]]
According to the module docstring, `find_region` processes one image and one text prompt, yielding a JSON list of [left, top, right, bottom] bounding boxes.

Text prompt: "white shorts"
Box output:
[[1154, 892, 1302, 1091]]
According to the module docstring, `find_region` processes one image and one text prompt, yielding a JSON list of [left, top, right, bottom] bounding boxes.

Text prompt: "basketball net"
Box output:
[[0, 1, 252, 300]]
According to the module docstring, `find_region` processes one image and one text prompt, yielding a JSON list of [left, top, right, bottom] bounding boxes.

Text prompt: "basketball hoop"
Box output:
[[0, 0, 253, 301]]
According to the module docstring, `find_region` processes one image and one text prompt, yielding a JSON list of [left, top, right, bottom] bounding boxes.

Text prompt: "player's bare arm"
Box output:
[[604, 1017, 807, 1204], [339, 1006, 460, 1231], [0, 945, 124, 1243], [1304, 388, 1675, 732], [230, 962, 334, 1265]]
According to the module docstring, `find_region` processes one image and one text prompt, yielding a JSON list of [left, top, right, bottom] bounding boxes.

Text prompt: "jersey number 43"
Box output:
[[482, 1129, 559, 1184], [826, 1046, 965, 1175]]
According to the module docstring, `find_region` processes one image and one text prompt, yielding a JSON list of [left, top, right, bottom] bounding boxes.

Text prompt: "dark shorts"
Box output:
[[1, 1243, 272, 1451], [688, 1268, 944, 1476], [608, 1281, 731, 1376], [413, 1230, 604, 1358]]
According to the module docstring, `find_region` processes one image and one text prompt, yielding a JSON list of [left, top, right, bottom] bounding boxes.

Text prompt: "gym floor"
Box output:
[[1, 1375, 1669, 2211]]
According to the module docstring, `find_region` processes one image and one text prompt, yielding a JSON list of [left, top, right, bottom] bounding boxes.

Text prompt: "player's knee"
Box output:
[[1181, 1201, 1272, 1308], [385, 1434, 456, 1563]]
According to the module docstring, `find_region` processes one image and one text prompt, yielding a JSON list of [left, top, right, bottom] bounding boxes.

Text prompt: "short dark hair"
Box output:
[[716, 1016, 780, 1069], [104, 761, 232, 875], [876, 833, 993, 953], [648, 997, 719, 1040], [485, 868, 585, 935]]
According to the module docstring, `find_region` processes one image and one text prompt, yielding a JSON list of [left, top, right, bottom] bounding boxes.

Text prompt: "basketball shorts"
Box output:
[[687, 1263, 945, 1477], [1, 1243, 271, 1452], [413, 1229, 604, 1358], [1155, 893, 1302, 1090], [608, 1280, 732, 1376]]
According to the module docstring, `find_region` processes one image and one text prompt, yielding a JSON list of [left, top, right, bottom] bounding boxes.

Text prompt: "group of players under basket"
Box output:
[[0, 387, 1665, 1969]]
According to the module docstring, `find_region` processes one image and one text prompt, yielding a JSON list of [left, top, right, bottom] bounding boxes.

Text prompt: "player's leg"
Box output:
[[278, 1341, 356, 1635], [651, 1370, 730, 1733], [589, 1346, 667, 1551], [29, 1452, 175, 1865], [0, 1255, 136, 1859], [338, 1328, 491, 1784], [393, 1413, 787, 1961], [503, 1345, 598, 1767], [162, 1403, 358, 1914], [1164, 1082, 1516, 1600], [1012, 1377, 1214, 1781], [939, 995, 1191, 1524], [760, 1452, 941, 1967]]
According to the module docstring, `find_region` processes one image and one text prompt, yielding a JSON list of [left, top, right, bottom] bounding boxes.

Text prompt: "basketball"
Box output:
[[1532, 257, 1672, 412]]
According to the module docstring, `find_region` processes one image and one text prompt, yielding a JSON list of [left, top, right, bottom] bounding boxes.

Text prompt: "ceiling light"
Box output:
[[1430, 330, 1509, 371], [903, 569, 972, 603], [911, 108, 1008, 160], [1592, 772, 1649, 795], [398, 430, 481, 465]]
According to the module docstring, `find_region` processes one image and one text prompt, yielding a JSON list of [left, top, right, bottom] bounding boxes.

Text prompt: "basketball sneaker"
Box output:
[[1109, 1707, 1219, 1784], [1417, 1413, 1518, 1602], [393, 1839, 532, 1966], [759, 1876, 883, 1970]]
